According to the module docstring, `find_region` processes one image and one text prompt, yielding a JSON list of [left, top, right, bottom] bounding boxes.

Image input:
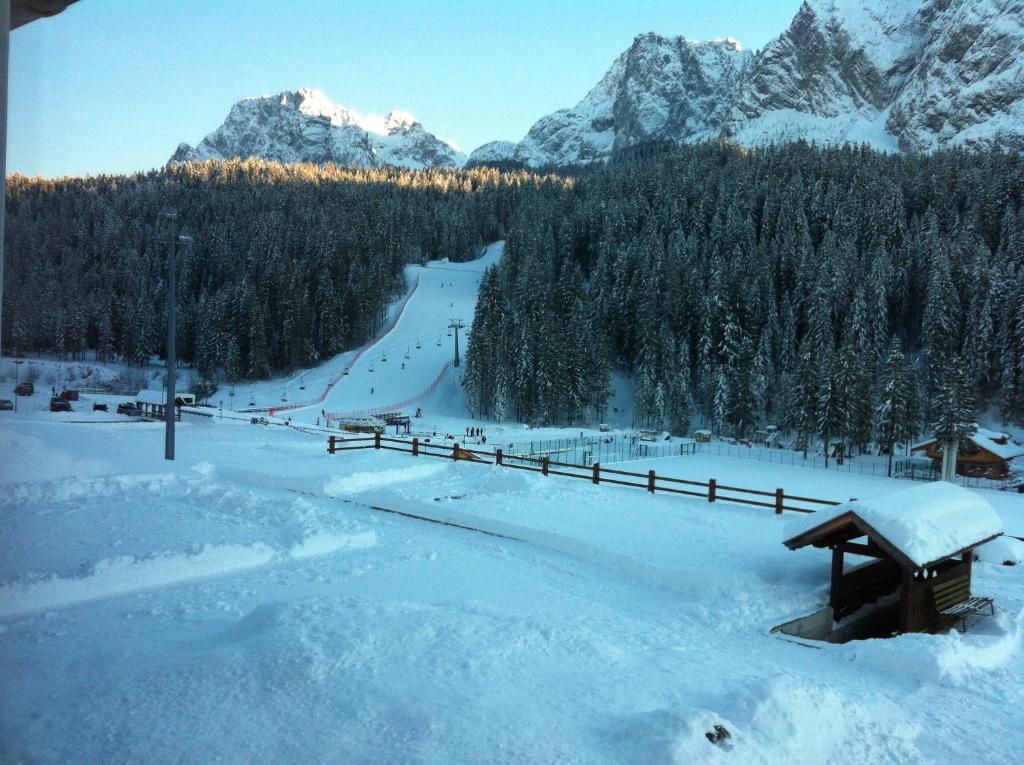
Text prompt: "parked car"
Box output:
[[117, 402, 143, 417], [50, 397, 72, 412], [93, 402, 108, 412], [0, 398, 13, 411], [14, 381, 33, 396]]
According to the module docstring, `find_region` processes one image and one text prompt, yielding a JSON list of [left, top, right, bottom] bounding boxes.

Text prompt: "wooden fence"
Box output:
[[327, 434, 841, 515]]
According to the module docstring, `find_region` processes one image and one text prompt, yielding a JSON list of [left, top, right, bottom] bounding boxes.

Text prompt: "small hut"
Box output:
[[135, 389, 194, 421], [783, 482, 1002, 636]]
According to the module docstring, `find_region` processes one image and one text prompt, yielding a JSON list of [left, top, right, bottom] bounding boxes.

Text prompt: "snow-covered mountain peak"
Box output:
[[170, 89, 465, 169], [483, 0, 1023, 166], [511, 32, 751, 166], [384, 110, 418, 132]]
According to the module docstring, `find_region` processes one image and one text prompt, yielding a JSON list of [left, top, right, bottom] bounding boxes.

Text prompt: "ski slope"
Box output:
[[239, 243, 501, 422]]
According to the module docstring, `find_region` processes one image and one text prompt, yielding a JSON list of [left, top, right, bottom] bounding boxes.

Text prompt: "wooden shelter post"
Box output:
[[829, 546, 843, 617], [898, 568, 914, 633]]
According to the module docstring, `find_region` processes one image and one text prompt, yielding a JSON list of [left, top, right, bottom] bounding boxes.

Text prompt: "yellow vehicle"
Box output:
[[341, 417, 385, 435]]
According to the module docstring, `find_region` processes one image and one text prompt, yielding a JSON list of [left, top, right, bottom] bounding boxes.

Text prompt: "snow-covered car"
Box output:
[[116, 402, 143, 417], [0, 398, 13, 410], [14, 381, 33, 396], [49, 397, 73, 412]]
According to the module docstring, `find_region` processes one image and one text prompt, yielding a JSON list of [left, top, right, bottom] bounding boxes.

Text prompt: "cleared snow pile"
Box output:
[[976, 535, 1024, 566], [607, 674, 920, 764], [0, 530, 375, 619], [324, 461, 449, 496], [934, 608, 1024, 683]]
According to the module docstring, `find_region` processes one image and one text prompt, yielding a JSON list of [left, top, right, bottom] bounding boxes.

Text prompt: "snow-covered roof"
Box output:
[[135, 389, 194, 405], [912, 426, 1024, 461], [784, 482, 1003, 570], [971, 428, 1024, 460]]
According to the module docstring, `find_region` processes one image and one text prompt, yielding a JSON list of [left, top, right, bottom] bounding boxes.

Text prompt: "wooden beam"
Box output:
[[829, 545, 844, 617], [898, 568, 914, 633], [836, 541, 887, 558]]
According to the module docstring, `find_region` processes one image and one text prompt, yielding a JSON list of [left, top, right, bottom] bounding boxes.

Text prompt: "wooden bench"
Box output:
[[931, 576, 994, 632]]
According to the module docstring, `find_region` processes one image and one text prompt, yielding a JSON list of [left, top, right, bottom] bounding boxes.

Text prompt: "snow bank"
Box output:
[[786, 482, 1003, 567], [0, 531, 376, 619], [0, 428, 111, 483], [323, 461, 449, 496], [607, 675, 920, 764], [976, 535, 1024, 566], [934, 609, 1024, 683], [835, 608, 1024, 687]]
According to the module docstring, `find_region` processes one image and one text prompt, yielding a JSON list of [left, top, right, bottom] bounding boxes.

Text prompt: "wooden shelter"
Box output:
[[784, 483, 1002, 635], [135, 389, 193, 421], [912, 427, 1024, 479]]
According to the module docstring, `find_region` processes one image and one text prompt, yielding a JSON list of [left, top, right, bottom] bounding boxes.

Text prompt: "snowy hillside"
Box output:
[[485, 0, 1024, 165], [171, 88, 466, 169]]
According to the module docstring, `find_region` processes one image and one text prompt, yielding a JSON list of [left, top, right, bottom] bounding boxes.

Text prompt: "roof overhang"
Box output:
[[785, 509, 1002, 570], [11, 1, 78, 30]]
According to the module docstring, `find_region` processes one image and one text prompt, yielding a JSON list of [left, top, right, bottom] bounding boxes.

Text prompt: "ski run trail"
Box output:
[[2, 243, 1023, 764]]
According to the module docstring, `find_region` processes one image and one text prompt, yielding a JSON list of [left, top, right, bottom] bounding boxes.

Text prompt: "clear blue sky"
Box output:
[[9, 0, 803, 177]]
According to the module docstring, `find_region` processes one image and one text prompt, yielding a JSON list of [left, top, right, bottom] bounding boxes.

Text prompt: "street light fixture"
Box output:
[[13, 358, 23, 411]]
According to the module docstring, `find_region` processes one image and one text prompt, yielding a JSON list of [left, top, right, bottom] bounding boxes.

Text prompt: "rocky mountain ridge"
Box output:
[[171, 0, 1023, 170], [471, 0, 1024, 165], [171, 88, 465, 169]]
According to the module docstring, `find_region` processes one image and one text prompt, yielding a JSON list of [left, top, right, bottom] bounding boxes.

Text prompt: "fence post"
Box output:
[[542, 456, 549, 476], [708, 478, 717, 503], [592, 462, 600, 485], [496, 448, 503, 465], [328, 435, 336, 454], [453, 442, 460, 461], [374, 432, 381, 450], [412, 437, 419, 456], [775, 488, 784, 515], [648, 470, 656, 493]]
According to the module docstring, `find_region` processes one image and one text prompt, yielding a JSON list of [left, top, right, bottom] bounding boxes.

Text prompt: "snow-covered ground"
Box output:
[[2, 384, 1024, 763], [3, 242, 1024, 763]]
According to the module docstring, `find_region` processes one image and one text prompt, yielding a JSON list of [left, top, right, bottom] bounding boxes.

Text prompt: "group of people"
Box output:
[[465, 426, 486, 443]]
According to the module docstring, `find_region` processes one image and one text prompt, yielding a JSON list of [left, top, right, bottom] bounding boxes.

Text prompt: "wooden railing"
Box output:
[[327, 434, 841, 514]]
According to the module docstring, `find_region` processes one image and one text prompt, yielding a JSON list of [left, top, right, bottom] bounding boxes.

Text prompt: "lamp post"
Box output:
[[13, 358, 22, 411], [163, 210, 192, 461]]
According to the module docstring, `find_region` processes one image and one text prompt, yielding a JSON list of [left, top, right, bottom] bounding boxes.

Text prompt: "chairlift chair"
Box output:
[[405, 347, 410, 359], [416, 338, 421, 349]]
